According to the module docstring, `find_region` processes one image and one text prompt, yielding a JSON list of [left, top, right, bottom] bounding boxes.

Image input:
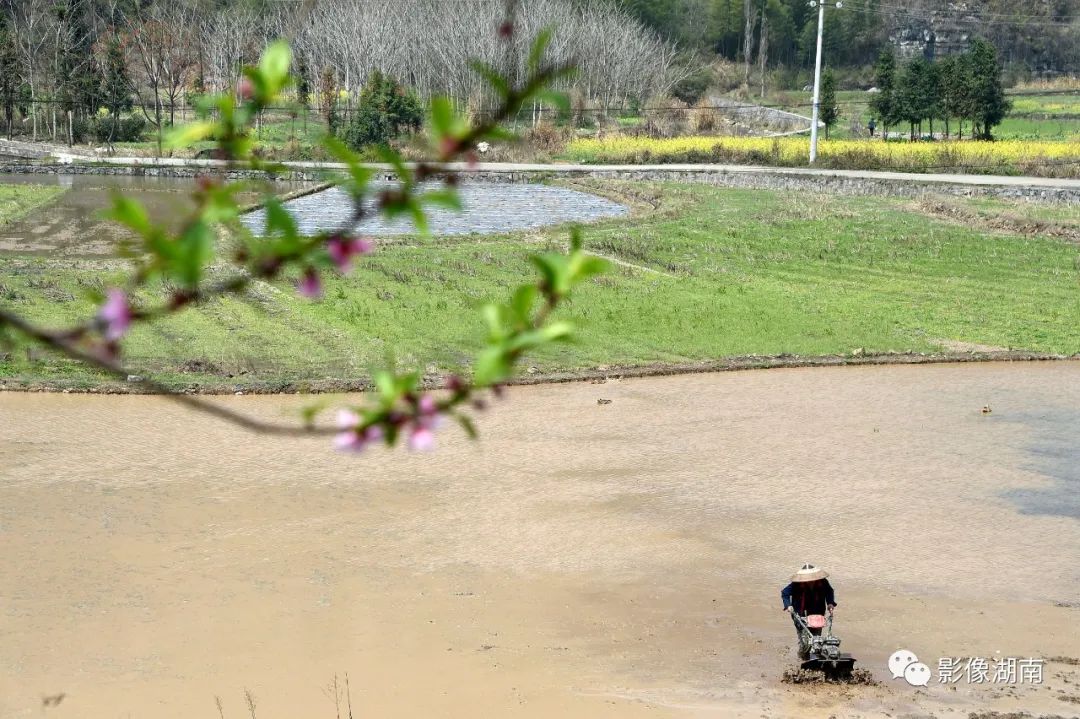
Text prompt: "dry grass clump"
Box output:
[[643, 95, 688, 138], [689, 98, 720, 134], [1013, 76, 1080, 92]]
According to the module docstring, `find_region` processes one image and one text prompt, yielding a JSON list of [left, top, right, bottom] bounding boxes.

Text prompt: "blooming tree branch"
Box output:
[[0, 15, 607, 453]]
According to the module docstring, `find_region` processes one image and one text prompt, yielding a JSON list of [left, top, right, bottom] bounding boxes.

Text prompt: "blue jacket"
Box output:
[[781, 580, 836, 614]]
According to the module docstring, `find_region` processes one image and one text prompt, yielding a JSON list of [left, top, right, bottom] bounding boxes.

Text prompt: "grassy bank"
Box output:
[[1, 181, 1079, 389], [562, 136, 1080, 177], [0, 185, 66, 226]]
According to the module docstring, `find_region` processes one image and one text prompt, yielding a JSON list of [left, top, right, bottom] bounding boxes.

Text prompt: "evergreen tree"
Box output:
[[100, 35, 133, 142], [967, 38, 1011, 140], [819, 68, 838, 139], [338, 71, 423, 151], [897, 57, 934, 139], [938, 53, 974, 139], [869, 48, 898, 139], [924, 60, 942, 138]]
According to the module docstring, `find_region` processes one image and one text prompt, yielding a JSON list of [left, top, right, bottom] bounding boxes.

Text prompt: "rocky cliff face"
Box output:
[[884, 0, 1080, 73], [888, 1, 978, 60]]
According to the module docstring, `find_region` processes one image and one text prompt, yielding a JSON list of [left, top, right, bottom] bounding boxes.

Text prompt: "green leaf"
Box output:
[[528, 27, 554, 74], [429, 96, 455, 136], [105, 194, 151, 237], [300, 401, 329, 426], [482, 303, 505, 339], [530, 254, 559, 292], [408, 199, 429, 236], [242, 66, 269, 102], [262, 198, 298, 241], [569, 225, 583, 253], [473, 345, 512, 387], [259, 40, 292, 95], [422, 188, 462, 211], [531, 253, 572, 296], [322, 135, 373, 197], [165, 121, 216, 150], [376, 145, 413, 187], [536, 89, 571, 114], [505, 328, 546, 353], [174, 220, 214, 288], [510, 284, 537, 324], [572, 255, 609, 283], [469, 60, 510, 98], [454, 413, 479, 440], [482, 126, 518, 142], [373, 370, 399, 404], [539, 320, 574, 342]]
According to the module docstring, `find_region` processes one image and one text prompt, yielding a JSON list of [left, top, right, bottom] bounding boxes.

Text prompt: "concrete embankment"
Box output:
[[3, 158, 1079, 202]]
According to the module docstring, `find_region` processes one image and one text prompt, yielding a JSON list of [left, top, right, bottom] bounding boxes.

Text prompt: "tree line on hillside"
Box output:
[[609, 0, 1080, 76], [0, 0, 686, 146], [869, 39, 1011, 140]]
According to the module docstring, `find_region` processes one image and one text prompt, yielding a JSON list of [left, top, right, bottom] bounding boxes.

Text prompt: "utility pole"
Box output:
[[809, 0, 841, 164]]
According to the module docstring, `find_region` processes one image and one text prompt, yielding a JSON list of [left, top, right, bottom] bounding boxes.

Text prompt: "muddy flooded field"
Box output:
[[2, 362, 1079, 718], [1, 174, 628, 258], [0, 174, 306, 256]]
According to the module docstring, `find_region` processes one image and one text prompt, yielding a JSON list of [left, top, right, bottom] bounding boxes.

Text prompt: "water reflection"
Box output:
[[1005, 407, 1080, 518]]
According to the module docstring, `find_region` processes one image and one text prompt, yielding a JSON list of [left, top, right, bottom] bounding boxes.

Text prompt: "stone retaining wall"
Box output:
[[3, 161, 1078, 203]]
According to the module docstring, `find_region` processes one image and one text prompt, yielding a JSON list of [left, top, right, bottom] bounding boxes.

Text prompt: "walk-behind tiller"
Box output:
[[791, 611, 856, 680]]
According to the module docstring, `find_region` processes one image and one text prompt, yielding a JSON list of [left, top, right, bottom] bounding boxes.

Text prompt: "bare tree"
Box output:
[[759, 3, 769, 98], [742, 0, 758, 90], [8, 0, 50, 139], [121, 1, 198, 154]]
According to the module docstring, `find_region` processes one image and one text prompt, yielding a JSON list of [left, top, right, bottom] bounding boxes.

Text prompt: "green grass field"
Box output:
[[1, 180, 1078, 389], [0, 185, 66, 226], [113, 110, 330, 159]]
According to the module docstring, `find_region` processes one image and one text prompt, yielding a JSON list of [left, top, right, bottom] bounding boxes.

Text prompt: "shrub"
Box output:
[[95, 115, 148, 142], [337, 70, 423, 151], [671, 66, 713, 105], [70, 114, 148, 143]]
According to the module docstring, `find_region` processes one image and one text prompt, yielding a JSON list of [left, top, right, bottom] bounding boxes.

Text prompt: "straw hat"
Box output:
[[791, 563, 828, 582]]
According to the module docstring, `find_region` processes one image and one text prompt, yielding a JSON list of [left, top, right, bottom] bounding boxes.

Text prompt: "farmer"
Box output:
[[867, 117, 877, 137], [781, 564, 837, 657]]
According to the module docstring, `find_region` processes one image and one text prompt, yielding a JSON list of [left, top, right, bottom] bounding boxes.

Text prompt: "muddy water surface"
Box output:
[[2, 363, 1079, 718], [0, 174, 301, 256]]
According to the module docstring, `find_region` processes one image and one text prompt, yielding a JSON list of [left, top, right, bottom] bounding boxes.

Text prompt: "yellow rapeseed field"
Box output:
[[564, 135, 1080, 177]]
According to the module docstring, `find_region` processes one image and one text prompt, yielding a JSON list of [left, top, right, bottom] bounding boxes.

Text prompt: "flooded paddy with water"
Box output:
[[0, 173, 629, 257], [2, 362, 1079, 718]]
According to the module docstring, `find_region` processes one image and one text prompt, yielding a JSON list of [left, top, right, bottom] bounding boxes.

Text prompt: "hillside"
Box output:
[[612, 0, 1080, 75]]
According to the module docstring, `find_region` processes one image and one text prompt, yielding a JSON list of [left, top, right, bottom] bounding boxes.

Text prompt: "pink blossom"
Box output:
[[336, 408, 361, 429], [417, 394, 438, 416], [408, 424, 436, 452], [363, 424, 384, 445], [327, 234, 375, 272], [333, 409, 365, 452], [297, 268, 322, 299], [99, 289, 132, 341], [333, 430, 367, 453]]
